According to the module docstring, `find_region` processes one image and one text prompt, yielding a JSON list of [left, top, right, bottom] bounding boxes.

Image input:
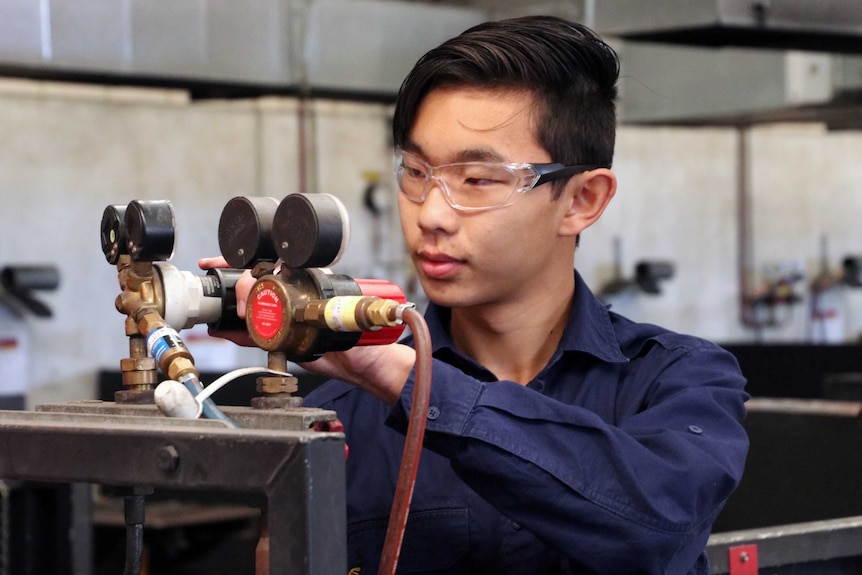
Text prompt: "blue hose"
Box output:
[[182, 375, 239, 428]]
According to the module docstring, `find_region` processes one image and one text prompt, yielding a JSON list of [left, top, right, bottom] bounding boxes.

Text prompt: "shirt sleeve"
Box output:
[[386, 335, 749, 574]]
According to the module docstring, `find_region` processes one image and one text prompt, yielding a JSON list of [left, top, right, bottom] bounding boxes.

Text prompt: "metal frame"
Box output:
[[707, 398, 862, 573], [0, 401, 346, 575], [707, 516, 862, 574]]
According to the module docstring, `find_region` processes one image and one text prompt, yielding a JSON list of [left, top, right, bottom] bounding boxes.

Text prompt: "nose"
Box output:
[[416, 177, 458, 232]]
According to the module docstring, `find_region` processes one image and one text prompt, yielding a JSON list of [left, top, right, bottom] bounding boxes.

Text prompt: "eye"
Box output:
[[463, 176, 505, 186], [458, 165, 512, 187], [400, 159, 427, 179], [405, 166, 425, 178]]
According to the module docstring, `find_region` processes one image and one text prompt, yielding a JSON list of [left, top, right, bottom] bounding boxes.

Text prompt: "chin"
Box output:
[[420, 281, 468, 308], [421, 284, 491, 309]]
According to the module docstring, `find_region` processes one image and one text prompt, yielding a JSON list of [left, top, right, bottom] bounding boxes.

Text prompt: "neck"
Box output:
[[449, 272, 575, 385]]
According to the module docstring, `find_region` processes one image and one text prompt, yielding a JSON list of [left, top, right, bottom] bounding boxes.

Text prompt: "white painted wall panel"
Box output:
[[2, 79, 862, 405]]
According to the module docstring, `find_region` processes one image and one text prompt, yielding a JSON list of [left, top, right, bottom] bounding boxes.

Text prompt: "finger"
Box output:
[[235, 271, 255, 317], [198, 256, 229, 270]]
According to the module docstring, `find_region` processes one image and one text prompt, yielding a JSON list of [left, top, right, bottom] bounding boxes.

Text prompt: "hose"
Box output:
[[377, 306, 432, 575], [181, 375, 239, 428]]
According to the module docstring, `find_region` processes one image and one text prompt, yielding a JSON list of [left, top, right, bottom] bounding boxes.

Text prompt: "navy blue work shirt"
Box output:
[[305, 271, 749, 574]]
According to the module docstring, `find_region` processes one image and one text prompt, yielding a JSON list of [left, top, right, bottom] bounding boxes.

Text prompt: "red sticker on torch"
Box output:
[[251, 287, 283, 340]]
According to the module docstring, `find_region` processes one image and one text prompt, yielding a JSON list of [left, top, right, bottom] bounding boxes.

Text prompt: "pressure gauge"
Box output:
[[125, 200, 176, 262], [272, 193, 351, 269], [100, 204, 128, 264], [217, 196, 280, 269]]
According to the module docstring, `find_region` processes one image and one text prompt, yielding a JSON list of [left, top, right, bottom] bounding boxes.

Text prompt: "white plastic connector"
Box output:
[[154, 379, 202, 419], [154, 366, 294, 420], [155, 263, 222, 329]]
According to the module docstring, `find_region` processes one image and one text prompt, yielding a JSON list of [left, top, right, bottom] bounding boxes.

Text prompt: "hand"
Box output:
[[198, 257, 257, 346], [198, 257, 416, 401], [299, 343, 416, 404], [198, 256, 258, 316], [197, 256, 229, 270]]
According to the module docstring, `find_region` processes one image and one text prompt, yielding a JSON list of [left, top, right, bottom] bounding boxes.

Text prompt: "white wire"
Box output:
[[194, 366, 293, 404]]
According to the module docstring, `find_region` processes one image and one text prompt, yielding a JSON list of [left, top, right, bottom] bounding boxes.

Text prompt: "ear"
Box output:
[[558, 168, 616, 237]]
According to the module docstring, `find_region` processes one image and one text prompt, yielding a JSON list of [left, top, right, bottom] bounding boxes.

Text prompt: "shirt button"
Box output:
[[512, 521, 522, 530], [688, 425, 703, 435], [427, 406, 441, 420]]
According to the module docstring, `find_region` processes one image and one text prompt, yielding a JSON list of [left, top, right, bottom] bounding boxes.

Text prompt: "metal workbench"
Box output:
[[0, 401, 346, 575]]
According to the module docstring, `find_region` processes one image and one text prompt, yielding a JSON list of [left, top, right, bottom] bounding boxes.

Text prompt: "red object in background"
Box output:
[[728, 544, 758, 575], [312, 418, 349, 460], [0, 338, 18, 350], [355, 279, 408, 346]]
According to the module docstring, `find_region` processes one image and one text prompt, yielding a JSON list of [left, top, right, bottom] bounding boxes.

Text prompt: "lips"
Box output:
[[416, 251, 464, 280]]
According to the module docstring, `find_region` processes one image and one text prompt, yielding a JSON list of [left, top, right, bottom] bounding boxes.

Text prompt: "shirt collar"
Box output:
[[563, 271, 629, 363], [422, 271, 629, 364]]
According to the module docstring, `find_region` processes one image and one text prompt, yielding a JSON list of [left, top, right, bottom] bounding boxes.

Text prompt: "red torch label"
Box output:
[[251, 287, 283, 340]]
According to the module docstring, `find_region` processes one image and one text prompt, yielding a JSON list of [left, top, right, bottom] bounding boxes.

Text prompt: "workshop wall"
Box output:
[[585, 123, 862, 344], [1, 79, 861, 406]]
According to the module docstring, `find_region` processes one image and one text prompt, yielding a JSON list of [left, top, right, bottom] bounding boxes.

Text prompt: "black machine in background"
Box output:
[[705, 343, 862, 574], [718, 342, 862, 529], [721, 343, 862, 401]]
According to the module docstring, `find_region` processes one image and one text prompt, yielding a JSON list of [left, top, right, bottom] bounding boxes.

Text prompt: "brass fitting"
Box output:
[[356, 297, 401, 329], [136, 310, 166, 336], [256, 376, 299, 395], [164, 355, 197, 382], [119, 356, 158, 387], [111, 237, 173, 401], [294, 296, 402, 331], [294, 300, 328, 326], [136, 310, 199, 382], [114, 259, 165, 319]]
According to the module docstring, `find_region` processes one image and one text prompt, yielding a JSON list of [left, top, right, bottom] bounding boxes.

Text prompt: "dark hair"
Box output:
[[392, 16, 619, 197]]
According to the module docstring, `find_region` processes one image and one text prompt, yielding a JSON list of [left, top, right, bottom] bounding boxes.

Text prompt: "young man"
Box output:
[[215, 15, 748, 574]]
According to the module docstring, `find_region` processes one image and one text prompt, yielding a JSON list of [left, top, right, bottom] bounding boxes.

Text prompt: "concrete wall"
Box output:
[[1, 78, 861, 406]]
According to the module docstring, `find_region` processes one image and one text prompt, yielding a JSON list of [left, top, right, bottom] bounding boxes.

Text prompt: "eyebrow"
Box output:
[[403, 140, 508, 164]]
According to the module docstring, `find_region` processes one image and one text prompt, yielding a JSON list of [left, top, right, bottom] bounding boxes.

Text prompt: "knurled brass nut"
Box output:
[[120, 357, 157, 371], [138, 314, 164, 335], [167, 357, 196, 381], [257, 376, 299, 394], [122, 372, 157, 387]]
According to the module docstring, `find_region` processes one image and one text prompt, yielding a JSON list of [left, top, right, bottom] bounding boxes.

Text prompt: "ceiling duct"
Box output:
[[588, 0, 862, 128], [0, 0, 486, 100], [594, 0, 862, 54], [615, 42, 862, 128]]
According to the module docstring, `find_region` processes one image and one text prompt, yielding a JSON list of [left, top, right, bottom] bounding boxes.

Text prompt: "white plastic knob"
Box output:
[[154, 379, 202, 419]]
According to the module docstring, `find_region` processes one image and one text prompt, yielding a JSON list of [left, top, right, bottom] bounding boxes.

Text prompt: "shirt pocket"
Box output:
[[348, 508, 470, 574]]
